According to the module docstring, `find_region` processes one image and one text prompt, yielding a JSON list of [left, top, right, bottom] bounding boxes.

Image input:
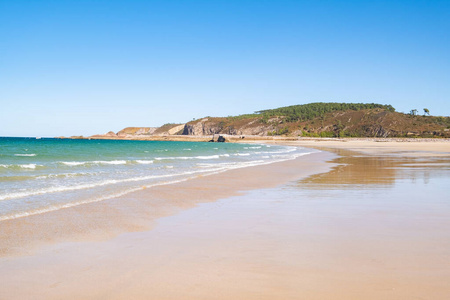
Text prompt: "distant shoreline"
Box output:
[[54, 134, 450, 143]]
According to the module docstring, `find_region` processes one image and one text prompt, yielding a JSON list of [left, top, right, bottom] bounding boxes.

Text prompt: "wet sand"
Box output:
[[1, 141, 450, 299], [0, 150, 332, 257]]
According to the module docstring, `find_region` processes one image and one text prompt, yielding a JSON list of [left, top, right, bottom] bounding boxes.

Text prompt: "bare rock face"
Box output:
[[167, 124, 185, 135], [153, 124, 186, 136], [182, 118, 224, 136], [116, 127, 157, 137], [105, 131, 117, 137], [182, 118, 276, 136]]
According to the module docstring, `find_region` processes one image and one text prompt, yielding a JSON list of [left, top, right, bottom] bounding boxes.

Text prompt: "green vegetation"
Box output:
[[185, 102, 450, 138], [226, 113, 259, 121], [256, 102, 395, 122], [268, 127, 290, 136]]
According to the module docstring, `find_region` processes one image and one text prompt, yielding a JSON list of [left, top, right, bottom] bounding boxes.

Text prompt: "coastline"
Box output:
[[57, 134, 450, 144], [0, 149, 333, 257], [1, 140, 449, 299]]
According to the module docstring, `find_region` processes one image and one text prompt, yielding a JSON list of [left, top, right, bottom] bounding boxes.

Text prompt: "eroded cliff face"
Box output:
[[117, 127, 157, 137], [182, 118, 277, 136], [152, 124, 185, 136], [182, 118, 222, 135], [88, 124, 186, 139]]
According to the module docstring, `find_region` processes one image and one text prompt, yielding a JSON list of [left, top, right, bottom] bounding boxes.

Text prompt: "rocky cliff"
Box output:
[[181, 106, 450, 138], [182, 117, 279, 136], [116, 127, 157, 137], [88, 124, 185, 139], [74, 103, 450, 140]]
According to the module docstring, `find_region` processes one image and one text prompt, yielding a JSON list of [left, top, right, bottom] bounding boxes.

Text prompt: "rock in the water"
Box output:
[[217, 135, 226, 142]]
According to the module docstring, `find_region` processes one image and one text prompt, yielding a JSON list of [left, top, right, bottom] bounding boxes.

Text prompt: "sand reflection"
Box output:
[[300, 147, 450, 189]]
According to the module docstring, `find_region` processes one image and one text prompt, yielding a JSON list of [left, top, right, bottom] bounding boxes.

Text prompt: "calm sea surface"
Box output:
[[0, 137, 314, 221]]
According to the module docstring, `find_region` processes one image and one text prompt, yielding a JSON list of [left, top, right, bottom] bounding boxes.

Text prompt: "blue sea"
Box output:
[[0, 137, 313, 221]]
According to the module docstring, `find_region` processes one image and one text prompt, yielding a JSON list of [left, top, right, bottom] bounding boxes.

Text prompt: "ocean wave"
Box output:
[[135, 160, 154, 164], [0, 176, 198, 222], [155, 155, 220, 160], [21, 164, 39, 169], [60, 160, 127, 166], [0, 163, 42, 169], [35, 172, 100, 180], [0, 172, 98, 182], [14, 153, 37, 157], [0, 169, 209, 201]]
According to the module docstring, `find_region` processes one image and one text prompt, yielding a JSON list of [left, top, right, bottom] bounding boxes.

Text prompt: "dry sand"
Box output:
[[253, 138, 450, 156], [1, 139, 449, 299]]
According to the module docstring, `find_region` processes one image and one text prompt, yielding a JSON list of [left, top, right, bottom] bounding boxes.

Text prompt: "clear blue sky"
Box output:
[[1, 0, 449, 137]]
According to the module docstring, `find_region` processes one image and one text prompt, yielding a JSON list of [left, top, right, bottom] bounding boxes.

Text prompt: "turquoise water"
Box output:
[[0, 137, 314, 221]]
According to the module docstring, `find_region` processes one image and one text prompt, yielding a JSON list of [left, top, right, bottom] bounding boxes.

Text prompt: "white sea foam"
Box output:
[[20, 164, 38, 169], [0, 163, 41, 169], [14, 153, 37, 157], [96, 160, 127, 165], [61, 160, 127, 166], [155, 155, 220, 160], [0, 169, 212, 201], [35, 172, 97, 180], [0, 176, 198, 222], [233, 153, 250, 156], [135, 160, 154, 164], [61, 161, 86, 166]]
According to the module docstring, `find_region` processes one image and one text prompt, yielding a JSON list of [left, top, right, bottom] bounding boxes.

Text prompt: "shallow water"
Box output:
[[0, 137, 314, 221]]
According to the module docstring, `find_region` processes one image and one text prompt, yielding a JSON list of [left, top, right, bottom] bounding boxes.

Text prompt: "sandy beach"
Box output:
[[1, 139, 450, 299]]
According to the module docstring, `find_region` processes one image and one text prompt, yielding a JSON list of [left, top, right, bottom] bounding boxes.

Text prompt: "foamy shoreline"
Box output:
[[0, 147, 331, 257]]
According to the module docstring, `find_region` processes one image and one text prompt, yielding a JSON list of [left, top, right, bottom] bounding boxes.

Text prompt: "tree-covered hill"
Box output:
[[256, 102, 396, 122], [182, 102, 450, 138]]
